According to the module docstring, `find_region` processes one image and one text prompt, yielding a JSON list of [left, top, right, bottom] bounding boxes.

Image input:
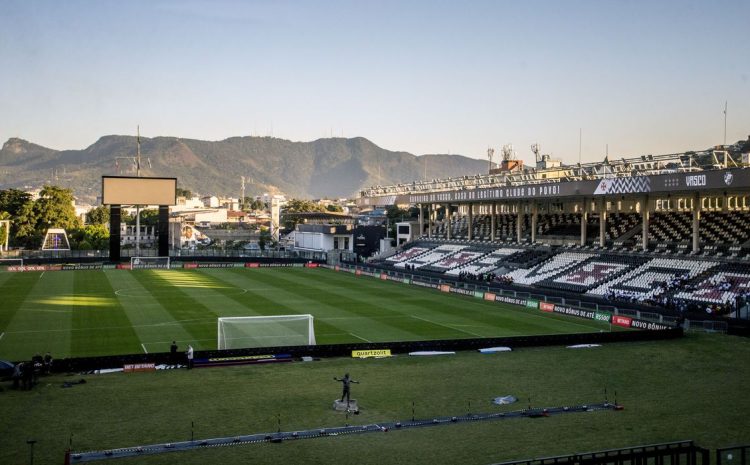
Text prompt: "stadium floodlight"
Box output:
[[217, 315, 316, 350], [130, 256, 171, 269]]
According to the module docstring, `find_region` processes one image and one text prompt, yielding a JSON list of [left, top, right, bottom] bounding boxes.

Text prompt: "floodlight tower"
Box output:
[[135, 127, 142, 257], [114, 126, 150, 257], [531, 143, 541, 164]]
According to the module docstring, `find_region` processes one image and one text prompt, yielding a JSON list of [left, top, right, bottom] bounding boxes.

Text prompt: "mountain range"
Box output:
[[0, 135, 487, 204]]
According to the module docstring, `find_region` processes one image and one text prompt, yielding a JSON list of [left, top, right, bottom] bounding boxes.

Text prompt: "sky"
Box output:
[[1, 0, 748, 165]]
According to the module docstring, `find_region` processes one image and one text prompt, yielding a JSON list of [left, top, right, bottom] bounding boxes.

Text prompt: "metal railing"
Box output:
[[490, 440, 710, 465], [717, 445, 749, 465]]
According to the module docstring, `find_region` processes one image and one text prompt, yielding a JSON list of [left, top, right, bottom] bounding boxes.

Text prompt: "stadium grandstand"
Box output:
[[359, 138, 750, 318]]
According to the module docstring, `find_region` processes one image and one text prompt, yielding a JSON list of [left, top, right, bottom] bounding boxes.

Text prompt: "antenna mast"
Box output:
[[501, 144, 513, 162], [241, 176, 246, 210], [724, 101, 728, 146]]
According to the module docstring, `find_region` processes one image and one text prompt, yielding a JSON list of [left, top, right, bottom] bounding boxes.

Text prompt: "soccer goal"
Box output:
[[217, 315, 316, 350], [130, 256, 170, 269]]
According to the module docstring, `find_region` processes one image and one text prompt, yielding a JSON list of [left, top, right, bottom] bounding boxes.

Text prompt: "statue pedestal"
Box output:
[[333, 399, 359, 413]]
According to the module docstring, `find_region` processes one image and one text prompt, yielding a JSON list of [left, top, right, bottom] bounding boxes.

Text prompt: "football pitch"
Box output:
[[0, 267, 611, 360]]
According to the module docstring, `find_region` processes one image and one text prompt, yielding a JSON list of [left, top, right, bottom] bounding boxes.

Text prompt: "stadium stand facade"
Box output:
[[359, 142, 750, 319]]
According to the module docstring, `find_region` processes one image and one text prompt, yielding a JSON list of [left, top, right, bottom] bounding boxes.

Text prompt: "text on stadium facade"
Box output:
[[408, 184, 561, 204]]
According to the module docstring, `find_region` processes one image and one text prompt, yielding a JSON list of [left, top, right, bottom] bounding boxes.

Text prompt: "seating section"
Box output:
[[394, 244, 466, 269], [376, 237, 750, 310], [700, 211, 750, 245], [606, 213, 640, 243], [422, 249, 486, 272], [626, 211, 750, 249], [445, 247, 522, 276], [503, 252, 595, 285], [434, 214, 528, 241], [537, 255, 650, 293], [588, 258, 719, 301], [386, 246, 431, 263], [673, 264, 750, 306], [421, 211, 750, 251], [536, 213, 580, 236]]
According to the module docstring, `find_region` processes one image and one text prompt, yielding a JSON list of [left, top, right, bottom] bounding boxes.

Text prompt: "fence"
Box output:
[[338, 263, 679, 326], [684, 320, 729, 334], [717, 446, 749, 465], [2, 248, 329, 262], [491, 440, 710, 465]]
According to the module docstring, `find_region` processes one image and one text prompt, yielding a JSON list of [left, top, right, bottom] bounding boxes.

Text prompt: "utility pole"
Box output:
[[724, 101, 728, 146]]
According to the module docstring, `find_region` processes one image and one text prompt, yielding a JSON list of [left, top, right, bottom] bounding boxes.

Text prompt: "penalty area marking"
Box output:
[[411, 315, 484, 337], [349, 332, 372, 343], [141, 343, 148, 354], [114, 287, 248, 298], [0, 332, 4, 342]]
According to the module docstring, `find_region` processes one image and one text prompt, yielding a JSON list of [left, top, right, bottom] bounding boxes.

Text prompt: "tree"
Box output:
[[139, 209, 160, 227], [0, 189, 32, 216], [33, 185, 80, 233], [258, 227, 274, 251], [13, 200, 38, 248], [70, 224, 109, 250], [122, 208, 158, 226], [0, 189, 35, 248], [326, 204, 343, 213], [283, 199, 327, 213], [176, 187, 192, 198], [0, 211, 9, 250], [86, 205, 110, 225], [244, 198, 266, 211]]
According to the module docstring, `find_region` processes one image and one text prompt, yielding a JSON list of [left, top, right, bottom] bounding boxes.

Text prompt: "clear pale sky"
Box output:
[[1, 0, 748, 165]]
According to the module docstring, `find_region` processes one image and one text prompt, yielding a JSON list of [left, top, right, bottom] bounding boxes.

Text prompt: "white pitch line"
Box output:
[[411, 315, 484, 337], [141, 343, 148, 354], [147, 338, 215, 346], [39, 272, 45, 279], [0, 332, 5, 341], [349, 332, 372, 343]]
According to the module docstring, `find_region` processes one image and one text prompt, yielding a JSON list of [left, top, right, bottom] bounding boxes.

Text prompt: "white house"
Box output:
[[294, 224, 353, 253]]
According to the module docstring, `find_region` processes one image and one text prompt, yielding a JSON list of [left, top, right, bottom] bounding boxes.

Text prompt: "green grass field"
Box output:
[[0, 267, 611, 360], [1, 333, 749, 465]]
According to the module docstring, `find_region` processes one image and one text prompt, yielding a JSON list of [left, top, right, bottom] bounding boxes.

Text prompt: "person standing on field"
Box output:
[[169, 341, 178, 368], [186, 344, 194, 369]]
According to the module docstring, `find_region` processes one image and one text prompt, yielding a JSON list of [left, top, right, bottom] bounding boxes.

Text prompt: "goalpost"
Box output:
[[217, 315, 316, 350], [130, 256, 171, 269]]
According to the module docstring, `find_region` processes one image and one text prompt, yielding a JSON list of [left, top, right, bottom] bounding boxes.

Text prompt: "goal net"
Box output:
[[218, 315, 316, 350], [130, 256, 171, 269]]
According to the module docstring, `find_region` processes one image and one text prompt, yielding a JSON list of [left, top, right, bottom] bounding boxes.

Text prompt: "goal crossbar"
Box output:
[[217, 314, 316, 350]]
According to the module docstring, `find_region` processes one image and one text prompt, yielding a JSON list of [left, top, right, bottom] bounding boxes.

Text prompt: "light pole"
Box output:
[[115, 127, 148, 257]]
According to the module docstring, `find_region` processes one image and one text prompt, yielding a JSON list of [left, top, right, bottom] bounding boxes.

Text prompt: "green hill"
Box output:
[[0, 135, 487, 203]]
